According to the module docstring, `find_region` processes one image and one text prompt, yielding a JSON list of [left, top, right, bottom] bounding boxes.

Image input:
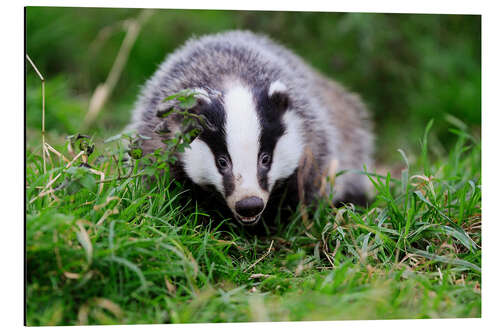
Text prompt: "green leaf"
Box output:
[[408, 247, 480, 272], [66, 180, 83, 195], [80, 174, 96, 191], [129, 148, 143, 160]]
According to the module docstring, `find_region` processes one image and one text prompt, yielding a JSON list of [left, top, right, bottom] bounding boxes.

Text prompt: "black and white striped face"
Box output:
[[180, 80, 304, 225]]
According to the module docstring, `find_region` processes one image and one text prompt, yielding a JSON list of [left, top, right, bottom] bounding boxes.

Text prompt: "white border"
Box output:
[[2, 0, 499, 332]]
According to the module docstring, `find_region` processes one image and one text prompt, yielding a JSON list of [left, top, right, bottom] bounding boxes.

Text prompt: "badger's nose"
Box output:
[[235, 196, 264, 218]]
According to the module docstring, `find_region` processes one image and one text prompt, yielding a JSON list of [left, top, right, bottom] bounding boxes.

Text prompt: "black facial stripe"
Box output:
[[222, 173, 235, 197], [195, 98, 235, 197], [254, 86, 288, 191]]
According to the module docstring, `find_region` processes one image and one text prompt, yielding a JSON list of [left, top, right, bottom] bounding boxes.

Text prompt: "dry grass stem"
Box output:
[[96, 166, 136, 184], [249, 273, 271, 279], [26, 54, 47, 173], [244, 240, 274, 272], [88, 168, 106, 194], [327, 241, 341, 267], [30, 187, 56, 203], [84, 9, 154, 127], [93, 196, 120, 210], [66, 151, 85, 168], [323, 250, 335, 268], [41, 173, 62, 192], [319, 158, 338, 198], [30, 149, 101, 204], [45, 142, 70, 163], [96, 208, 119, 226]]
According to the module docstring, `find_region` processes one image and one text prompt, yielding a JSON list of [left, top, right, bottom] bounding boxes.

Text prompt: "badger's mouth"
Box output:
[[229, 195, 267, 226], [235, 213, 262, 226]]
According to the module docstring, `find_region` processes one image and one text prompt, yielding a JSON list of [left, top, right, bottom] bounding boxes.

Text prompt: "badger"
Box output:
[[129, 30, 373, 226]]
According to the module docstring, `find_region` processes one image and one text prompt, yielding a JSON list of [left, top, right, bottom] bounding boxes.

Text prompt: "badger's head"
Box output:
[[158, 80, 304, 225]]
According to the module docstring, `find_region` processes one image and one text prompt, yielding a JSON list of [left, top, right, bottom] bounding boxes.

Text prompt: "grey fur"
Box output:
[[129, 30, 373, 206]]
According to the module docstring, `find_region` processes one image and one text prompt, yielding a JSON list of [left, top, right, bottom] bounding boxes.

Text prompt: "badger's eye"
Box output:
[[216, 156, 230, 170], [259, 153, 272, 169]]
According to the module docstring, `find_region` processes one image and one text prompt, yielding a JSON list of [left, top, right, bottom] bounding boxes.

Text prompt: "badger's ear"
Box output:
[[268, 81, 290, 114]]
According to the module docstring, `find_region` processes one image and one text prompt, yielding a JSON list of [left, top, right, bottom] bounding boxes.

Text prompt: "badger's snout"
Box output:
[[235, 196, 264, 219]]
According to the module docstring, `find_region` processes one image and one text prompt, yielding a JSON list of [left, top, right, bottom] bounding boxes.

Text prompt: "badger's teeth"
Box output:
[[237, 214, 261, 224]]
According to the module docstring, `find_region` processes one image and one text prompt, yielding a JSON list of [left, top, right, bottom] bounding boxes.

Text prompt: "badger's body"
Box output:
[[129, 30, 373, 225]]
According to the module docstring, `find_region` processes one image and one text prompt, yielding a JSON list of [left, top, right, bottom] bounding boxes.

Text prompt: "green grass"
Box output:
[[26, 122, 481, 325]]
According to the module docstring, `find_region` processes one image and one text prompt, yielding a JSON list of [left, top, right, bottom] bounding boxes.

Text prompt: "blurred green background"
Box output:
[[26, 7, 481, 163]]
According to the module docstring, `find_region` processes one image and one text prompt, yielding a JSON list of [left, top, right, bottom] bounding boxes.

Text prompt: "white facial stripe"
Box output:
[[224, 84, 260, 186], [223, 83, 267, 207], [181, 138, 224, 194], [268, 111, 305, 189], [268, 80, 287, 96]]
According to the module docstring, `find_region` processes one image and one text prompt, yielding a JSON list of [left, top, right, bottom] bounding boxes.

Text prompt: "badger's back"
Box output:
[[130, 30, 373, 214]]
